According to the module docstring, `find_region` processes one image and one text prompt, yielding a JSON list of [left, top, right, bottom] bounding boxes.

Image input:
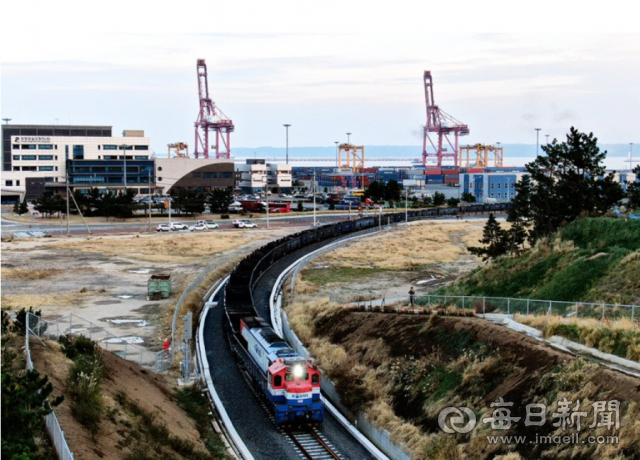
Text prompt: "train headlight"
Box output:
[[293, 364, 304, 379]]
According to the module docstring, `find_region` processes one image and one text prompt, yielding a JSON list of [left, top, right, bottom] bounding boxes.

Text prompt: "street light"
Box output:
[[2, 118, 11, 125], [545, 134, 550, 145], [313, 168, 317, 227], [535, 128, 541, 156], [120, 144, 130, 191], [283, 124, 291, 165], [346, 132, 351, 144]]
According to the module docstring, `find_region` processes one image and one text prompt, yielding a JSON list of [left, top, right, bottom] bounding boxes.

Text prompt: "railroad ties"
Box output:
[[285, 427, 343, 460]]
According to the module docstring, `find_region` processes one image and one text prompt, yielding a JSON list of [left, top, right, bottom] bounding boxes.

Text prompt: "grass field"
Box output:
[[436, 218, 640, 305], [515, 314, 640, 361]]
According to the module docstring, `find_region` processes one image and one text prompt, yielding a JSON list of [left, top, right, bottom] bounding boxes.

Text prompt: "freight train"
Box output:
[[223, 202, 508, 426]]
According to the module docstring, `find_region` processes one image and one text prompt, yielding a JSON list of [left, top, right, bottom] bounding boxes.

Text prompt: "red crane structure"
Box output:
[[422, 71, 469, 167], [194, 59, 235, 159]]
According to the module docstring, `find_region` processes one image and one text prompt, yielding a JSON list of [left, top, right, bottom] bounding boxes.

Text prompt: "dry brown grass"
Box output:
[[52, 232, 269, 263], [1, 267, 64, 281], [316, 221, 484, 271], [1, 289, 97, 312], [515, 315, 640, 361]]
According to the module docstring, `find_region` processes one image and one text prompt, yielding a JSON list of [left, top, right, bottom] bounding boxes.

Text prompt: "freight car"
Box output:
[[223, 202, 509, 425]]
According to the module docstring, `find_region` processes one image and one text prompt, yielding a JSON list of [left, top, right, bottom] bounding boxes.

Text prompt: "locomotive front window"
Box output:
[[301, 372, 309, 381], [285, 373, 294, 381], [312, 374, 320, 384], [274, 375, 282, 386]]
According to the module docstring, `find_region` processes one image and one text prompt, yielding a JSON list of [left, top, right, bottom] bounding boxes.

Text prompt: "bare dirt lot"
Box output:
[[2, 228, 298, 353], [299, 220, 487, 302]]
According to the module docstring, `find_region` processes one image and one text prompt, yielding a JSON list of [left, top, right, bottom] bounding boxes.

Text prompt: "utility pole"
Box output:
[[66, 165, 70, 236], [405, 186, 409, 224], [121, 144, 129, 191], [313, 169, 317, 227], [148, 170, 152, 232], [265, 183, 269, 228]]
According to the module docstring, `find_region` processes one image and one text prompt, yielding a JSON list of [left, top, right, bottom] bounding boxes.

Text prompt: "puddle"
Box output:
[[416, 277, 437, 285], [106, 319, 148, 327], [128, 268, 154, 274], [114, 294, 135, 299], [312, 265, 330, 269], [67, 327, 88, 334], [102, 336, 144, 344]]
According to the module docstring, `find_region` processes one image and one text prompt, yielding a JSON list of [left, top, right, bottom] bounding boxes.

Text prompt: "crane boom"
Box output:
[[194, 59, 235, 159]]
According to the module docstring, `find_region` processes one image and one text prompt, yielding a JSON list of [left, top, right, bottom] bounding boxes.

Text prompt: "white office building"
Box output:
[[1, 124, 150, 202]]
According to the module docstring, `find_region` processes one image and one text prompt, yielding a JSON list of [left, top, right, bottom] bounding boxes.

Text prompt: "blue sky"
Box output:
[[2, 1, 638, 154]]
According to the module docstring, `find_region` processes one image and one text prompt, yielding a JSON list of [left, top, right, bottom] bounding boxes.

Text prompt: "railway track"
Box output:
[[286, 427, 343, 460]]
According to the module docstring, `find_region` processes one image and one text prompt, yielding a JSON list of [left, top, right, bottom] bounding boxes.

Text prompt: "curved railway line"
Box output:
[[199, 203, 510, 459]]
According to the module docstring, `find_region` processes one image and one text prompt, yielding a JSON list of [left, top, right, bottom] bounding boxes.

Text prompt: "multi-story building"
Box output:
[[236, 159, 292, 193], [460, 172, 526, 203], [1, 124, 150, 203]]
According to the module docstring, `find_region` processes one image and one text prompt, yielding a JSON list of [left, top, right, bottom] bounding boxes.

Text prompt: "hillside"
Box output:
[[286, 305, 640, 459], [437, 218, 640, 305]]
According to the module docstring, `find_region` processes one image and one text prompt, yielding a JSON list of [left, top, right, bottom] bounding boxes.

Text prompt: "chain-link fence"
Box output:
[[25, 313, 75, 460], [328, 292, 639, 324], [28, 313, 164, 370]]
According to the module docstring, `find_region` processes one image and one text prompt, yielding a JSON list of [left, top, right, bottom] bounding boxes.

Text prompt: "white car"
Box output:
[[189, 223, 207, 232], [196, 220, 219, 229], [233, 219, 258, 229], [170, 222, 189, 231], [156, 224, 172, 232]]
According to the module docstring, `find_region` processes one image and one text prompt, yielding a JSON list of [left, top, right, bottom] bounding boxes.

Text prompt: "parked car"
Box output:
[[156, 224, 172, 232], [190, 223, 207, 232], [170, 222, 189, 231], [233, 219, 258, 229]]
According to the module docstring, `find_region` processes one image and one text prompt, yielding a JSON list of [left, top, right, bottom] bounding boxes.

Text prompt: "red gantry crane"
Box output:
[[422, 71, 469, 167], [194, 59, 235, 159]]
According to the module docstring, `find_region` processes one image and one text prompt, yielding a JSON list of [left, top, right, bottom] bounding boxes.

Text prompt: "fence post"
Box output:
[[548, 300, 552, 316], [483, 297, 486, 318], [507, 298, 510, 315], [602, 303, 605, 321], [526, 299, 530, 316], [462, 296, 465, 309], [633, 305, 635, 323]]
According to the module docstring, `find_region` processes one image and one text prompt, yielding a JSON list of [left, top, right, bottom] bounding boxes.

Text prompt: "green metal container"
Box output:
[[147, 274, 172, 300]]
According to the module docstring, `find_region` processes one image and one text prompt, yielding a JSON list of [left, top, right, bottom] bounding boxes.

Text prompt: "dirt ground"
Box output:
[[301, 219, 487, 301], [30, 339, 210, 459], [310, 310, 640, 459], [1, 228, 298, 353]]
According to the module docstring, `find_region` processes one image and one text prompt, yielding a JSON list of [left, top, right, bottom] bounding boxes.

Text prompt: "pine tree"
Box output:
[[626, 165, 640, 210], [509, 127, 624, 243], [468, 213, 508, 260]]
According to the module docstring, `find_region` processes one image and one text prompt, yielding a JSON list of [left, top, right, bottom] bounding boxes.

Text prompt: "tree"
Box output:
[[207, 188, 233, 214], [509, 127, 624, 243], [13, 200, 28, 215], [461, 192, 475, 203], [433, 192, 446, 206], [384, 180, 402, 202], [626, 165, 640, 209], [365, 181, 384, 202], [297, 201, 304, 212], [468, 213, 509, 261], [447, 197, 460, 207]]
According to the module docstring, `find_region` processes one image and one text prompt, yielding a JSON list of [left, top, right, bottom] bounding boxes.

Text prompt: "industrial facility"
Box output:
[[1, 64, 635, 206]]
